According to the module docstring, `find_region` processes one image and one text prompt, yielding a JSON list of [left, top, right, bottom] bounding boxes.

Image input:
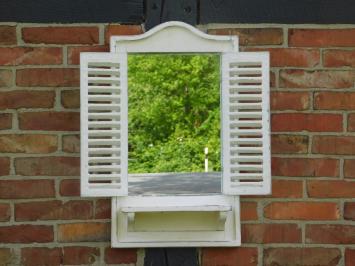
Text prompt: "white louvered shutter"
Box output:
[[221, 52, 271, 195], [80, 53, 128, 197]]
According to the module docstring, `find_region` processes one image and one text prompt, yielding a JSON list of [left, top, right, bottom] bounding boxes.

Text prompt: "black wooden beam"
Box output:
[[0, 0, 144, 23], [145, 249, 168, 266], [145, 0, 197, 30], [166, 248, 198, 266], [144, 248, 198, 266], [200, 0, 355, 24], [3, 0, 355, 25]]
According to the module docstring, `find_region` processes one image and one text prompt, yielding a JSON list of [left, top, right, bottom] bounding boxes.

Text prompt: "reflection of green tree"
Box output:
[[128, 54, 220, 173]]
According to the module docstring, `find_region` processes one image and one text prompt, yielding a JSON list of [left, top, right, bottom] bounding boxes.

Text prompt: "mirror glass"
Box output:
[[128, 54, 221, 174]]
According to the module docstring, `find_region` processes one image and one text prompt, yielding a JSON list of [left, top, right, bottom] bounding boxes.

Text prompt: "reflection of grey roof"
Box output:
[[128, 172, 221, 196]]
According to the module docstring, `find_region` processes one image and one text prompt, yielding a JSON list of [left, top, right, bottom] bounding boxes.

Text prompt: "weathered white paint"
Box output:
[[111, 195, 241, 247], [221, 52, 271, 195], [80, 21, 270, 247], [80, 53, 128, 197], [110, 21, 238, 53]]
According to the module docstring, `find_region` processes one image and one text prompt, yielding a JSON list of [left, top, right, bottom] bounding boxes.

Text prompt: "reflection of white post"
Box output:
[[204, 147, 208, 172]]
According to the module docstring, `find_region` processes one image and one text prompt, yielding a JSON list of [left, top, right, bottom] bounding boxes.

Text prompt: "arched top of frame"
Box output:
[[110, 21, 238, 53]]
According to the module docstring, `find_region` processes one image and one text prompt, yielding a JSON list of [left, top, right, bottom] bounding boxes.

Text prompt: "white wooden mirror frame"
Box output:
[[80, 21, 270, 247]]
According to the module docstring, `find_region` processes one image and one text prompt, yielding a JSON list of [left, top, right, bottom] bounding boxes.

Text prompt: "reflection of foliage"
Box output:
[[128, 54, 220, 173]]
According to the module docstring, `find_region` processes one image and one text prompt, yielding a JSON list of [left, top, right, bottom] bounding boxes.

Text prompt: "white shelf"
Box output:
[[121, 205, 232, 213]]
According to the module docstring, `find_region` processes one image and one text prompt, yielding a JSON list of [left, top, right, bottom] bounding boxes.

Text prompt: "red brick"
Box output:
[[19, 111, 79, 131], [0, 134, 57, 153], [249, 48, 320, 67], [242, 223, 301, 243], [0, 225, 53, 243], [15, 156, 80, 176], [58, 222, 110, 242], [272, 157, 339, 177], [280, 69, 355, 89], [0, 248, 13, 265], [0, 113, 12, 129], [63, 246, 99, 265], [240, 202, 257, 221], [0, 157, 10, 176], [271, 135, 308, 154], [0, 47, 62, 65], [68, 45, 109, 65], [344, 202, 355, 221], [0, 70, 12, 87], [15, 200, 93, 221], [202, 247, 258, 266], [307, 180, 355, 198], [324, 49, 355, 67], [345, 160, 355, 179], [22, 26, 99, 44], [270, 71, 276, 88], [22, 247, 62, 266], [271, 48, 319, 67], [209, 28, 283, 46], [17, 68, 79, 87], [264, 248, 341, 266], [315, 92, 355, 110], [271, 113, 343, 132], [0, 179, 55, 199], [289, 28, 355, 47], [306, 224, 355, 244], [0, 203, 10, 222], [264, 202, 340, 220], [270, 179, 303, 198], [313, 136, 355, 155], [95, 199, 111, 219], [0, 90, 55, 109], [105, 24, 143, 43], [63, 135, 79, 153], [244, 179, 303, 199], [61, 90, 79, 108], [346, 249, 355, 266], [0, 26, 16, 45], [348, 113, 355, 131], [60, 179, 80, 196], [271, 92, 309, 111], [105, 247, 137, 264]]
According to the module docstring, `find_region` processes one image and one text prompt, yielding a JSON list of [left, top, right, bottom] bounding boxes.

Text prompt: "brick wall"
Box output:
[[0, 23, 354, 266]]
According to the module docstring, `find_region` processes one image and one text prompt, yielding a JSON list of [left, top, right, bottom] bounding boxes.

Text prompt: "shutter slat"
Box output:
[[88, 104, 120, 111], [88, 95, 121, 101], [229, 77, 262, 83], [222, 52, 271, 195], [232, 139, 263, 145], [230, 112, 262, 119], [89, 157, 121, 163], [231, 95, 262, 101], [88, 130, 120, 137], [88, 68, 120, 75], [88, 139, 119, 145], [230, 103, 262, 110], [231, 121, 262, 128], [89, 166, 121, 172], [88, 148, 120, 154], [88, 122, 120, 128], [232, 156, 263, 163], [231, 147, 263, 154], [81, 52, 128, 197], [230, 69, 262, 75], [88, 113, 120, 119], [88, 86, 120, 92]]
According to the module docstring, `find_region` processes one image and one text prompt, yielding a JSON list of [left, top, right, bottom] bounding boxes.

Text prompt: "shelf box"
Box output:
[[111, 195, 241, 247]]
